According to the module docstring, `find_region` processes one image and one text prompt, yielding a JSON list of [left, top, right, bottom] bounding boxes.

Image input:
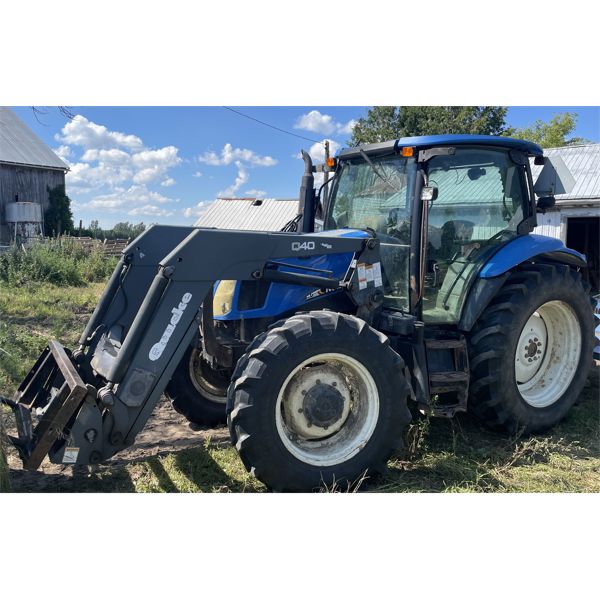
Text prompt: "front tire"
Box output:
[[468, 263, 594, 434], [165, 345, 229, 427], [227, 311, 412, 492]]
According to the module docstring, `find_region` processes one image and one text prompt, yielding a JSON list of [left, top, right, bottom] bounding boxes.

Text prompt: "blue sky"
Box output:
[[11, 106, 600, 229]]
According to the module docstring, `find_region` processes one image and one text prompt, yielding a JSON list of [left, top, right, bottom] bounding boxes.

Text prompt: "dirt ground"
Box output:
[[5, 397, 228, 492]]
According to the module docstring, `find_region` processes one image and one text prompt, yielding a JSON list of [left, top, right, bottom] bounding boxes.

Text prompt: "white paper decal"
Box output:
[[357, 264, 367, 290], [373, 262, 383, 287], [63, 447, 80, 464]]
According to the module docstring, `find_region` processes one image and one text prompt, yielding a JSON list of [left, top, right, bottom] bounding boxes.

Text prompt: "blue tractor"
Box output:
[[5, 135, 595, 491]]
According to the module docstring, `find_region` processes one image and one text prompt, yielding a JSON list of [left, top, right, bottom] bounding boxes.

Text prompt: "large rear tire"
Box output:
[[468, 263, 594, 434], [227, 311, 412, 492], [165, 345, 229, 427]]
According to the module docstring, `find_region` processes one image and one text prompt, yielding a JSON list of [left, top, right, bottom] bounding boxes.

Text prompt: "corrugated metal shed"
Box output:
[[530, 144, 600, 202], [0, 107, 68, 171], [195, 198, 299, 231]]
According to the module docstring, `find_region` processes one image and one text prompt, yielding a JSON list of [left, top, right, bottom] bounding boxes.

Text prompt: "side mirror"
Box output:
[[536, 196, 556, 213], [421, 186, 438, 202]]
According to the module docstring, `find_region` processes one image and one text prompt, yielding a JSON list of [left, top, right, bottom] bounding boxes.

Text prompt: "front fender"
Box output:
[[479, 234, 587, 279]]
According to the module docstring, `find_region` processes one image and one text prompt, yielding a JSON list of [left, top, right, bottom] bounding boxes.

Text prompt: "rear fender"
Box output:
[[479, 234, 587, 279], [459, 234, 588, 331]]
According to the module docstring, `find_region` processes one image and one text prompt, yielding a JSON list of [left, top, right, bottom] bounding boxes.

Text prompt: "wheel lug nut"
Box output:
[[537, 342, 542, 346], [528, 358, 533, 362], [331, 382, 337, 387], [534, 338, 538, 342], [316, 379, 321, 385], [306, 422, 312, 428], [297, 408, 303, 413], [301, 390, 307, 395]]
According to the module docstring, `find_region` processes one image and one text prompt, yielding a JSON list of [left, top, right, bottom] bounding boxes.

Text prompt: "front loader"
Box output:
[[3, 135, 595, 491]]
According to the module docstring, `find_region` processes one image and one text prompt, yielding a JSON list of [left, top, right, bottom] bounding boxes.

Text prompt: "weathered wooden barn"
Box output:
[[0, 107, 69, 244], [532, 144, 600, 291]]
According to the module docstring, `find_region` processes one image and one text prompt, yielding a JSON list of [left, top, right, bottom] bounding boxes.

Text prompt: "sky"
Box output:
[[10, 106, 600, 229]]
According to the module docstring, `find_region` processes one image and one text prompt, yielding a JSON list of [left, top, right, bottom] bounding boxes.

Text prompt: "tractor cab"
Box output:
[[322, 135, 547, 324]]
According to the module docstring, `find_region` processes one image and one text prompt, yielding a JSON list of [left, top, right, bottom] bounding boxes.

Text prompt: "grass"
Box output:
[[0, 278, 598, 493]]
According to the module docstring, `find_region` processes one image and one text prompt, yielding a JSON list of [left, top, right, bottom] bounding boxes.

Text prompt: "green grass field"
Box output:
[[1, 280, 598, 493]]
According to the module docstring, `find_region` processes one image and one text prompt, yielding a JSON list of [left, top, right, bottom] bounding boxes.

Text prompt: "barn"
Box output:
[[0, 107, 69, 245]]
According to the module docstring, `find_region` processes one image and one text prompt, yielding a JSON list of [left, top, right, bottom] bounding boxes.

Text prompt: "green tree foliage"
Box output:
[[44, 185, 74, 237], [350, 106, 508, 145], [89, 219, 102, 238], [110, 221, 146, 240], [506, 112, 587, 148]]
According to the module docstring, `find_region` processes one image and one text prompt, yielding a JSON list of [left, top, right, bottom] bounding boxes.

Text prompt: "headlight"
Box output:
[[213, 280, 236, 316]]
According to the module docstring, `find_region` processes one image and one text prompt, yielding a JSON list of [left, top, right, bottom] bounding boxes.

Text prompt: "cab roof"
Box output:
[[337, 134, 544, 160]]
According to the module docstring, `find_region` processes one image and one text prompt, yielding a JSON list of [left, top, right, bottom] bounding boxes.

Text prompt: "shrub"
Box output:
[[0, 240, 117, 287]]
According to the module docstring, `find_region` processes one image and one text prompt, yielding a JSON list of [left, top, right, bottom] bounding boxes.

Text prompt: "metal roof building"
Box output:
[[0, 107, 69, 244], [531, 144, 600, 205], [532, 144, 600, 291], [195, 197, 299, 231], [0, 107, 68, 171]]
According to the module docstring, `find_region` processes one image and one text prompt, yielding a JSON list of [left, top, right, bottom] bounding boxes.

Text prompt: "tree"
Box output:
[[44, 185, 74, 237], [505, 112, 587, 148], [110, 221, 146, 240], [350, 106, 508, 145], [89, 220, 102, 238]]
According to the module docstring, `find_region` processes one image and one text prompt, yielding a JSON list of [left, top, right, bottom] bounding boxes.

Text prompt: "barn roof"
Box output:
[[195, 198, 299, 231], [531, 143, 600, 201], [0, 107, 69, 171]]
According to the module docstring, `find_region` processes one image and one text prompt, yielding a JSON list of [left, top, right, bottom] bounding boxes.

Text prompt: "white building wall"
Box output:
[[534, 210, 562, 240]]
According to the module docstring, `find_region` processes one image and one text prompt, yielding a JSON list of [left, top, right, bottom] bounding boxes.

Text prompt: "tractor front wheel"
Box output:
[[468, 263, 594, 434], [227, 311, 412, 492], [165, 345, 229, 427]]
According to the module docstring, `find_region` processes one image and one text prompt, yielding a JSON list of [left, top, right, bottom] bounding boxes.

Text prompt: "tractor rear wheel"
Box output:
[[227, 311, 412, 492], [468, 263, 594, 434], [165, 345, 229, 427]]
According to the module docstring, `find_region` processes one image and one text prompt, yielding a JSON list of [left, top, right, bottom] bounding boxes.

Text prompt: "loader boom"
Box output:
[[8, 225, 383, 469]]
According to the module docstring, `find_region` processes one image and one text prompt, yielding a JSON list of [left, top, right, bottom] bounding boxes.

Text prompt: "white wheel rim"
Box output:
[[188, 349, 228, 404], [275, 353, 380, 467], [515, 300, 581, 408]]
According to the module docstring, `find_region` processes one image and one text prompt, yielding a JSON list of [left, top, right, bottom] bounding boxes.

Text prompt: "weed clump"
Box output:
[[0, 240, 116, 287]]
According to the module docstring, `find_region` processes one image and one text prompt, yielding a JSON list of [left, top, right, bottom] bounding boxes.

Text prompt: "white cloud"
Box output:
[[183, 201, 209, 219], [83, 185, 178, 212], [299, 139, 342, 163], [57, 115, 143, 151], [58, 116, 182, 222], [218, 162, 249, 197], [198, 143, 277, 167], [192, 171, 203, 178], [54, 145, 72, 161], [66, 160, 133, 190], [128, 205, 174, 217], [244, 189, 266, 198], [81, 148, 131, 163], [131, 146, 182, 184], [294, 110, 356, 137]]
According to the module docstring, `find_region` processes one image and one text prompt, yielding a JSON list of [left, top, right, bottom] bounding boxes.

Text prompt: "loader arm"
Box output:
[[7, 225, 383, 469]]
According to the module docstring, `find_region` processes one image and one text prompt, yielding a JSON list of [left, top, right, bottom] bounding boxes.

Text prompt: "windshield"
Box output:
[[326, 156, 415, 243], [325, 156, 417, 311]]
